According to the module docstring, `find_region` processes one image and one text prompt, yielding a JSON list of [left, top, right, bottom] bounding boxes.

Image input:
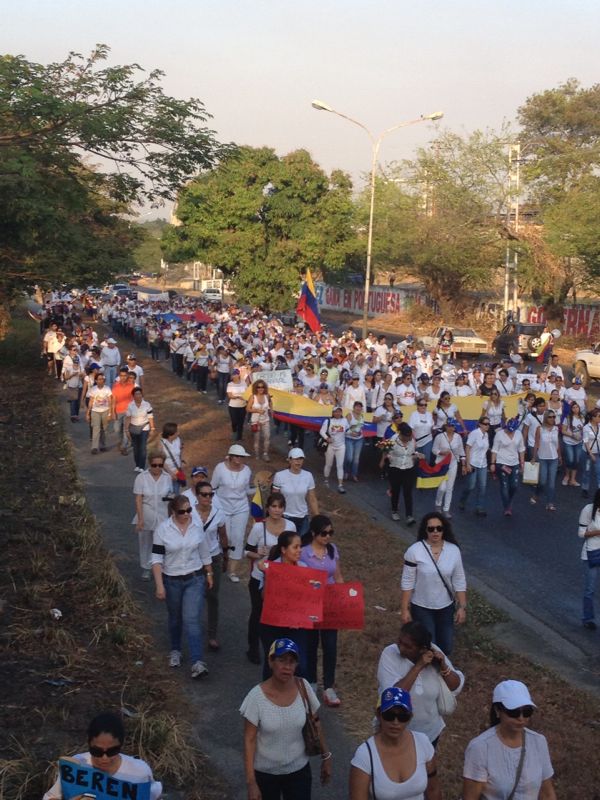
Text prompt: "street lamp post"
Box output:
[[311, 100, 443, 338]]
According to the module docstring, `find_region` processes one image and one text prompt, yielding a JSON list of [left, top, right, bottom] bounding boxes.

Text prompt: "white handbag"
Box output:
[[522, 461, 540, 485], [436, 673, 457, 715]]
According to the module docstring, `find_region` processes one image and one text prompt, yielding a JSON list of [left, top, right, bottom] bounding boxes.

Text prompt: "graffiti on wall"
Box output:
[[315, 283, 431, 317], [527, 305, 600, 338]]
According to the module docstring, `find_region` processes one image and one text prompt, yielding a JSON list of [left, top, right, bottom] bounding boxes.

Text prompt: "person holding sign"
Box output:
[[349, 687, 440, 800], [301, 515, 344, 708], [240, 638, 331, 800], [43, 711, 162, 800], [245, 493, 296, 665]]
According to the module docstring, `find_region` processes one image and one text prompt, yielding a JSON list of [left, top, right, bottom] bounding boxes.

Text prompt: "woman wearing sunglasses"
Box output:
[[132, 453, 173, 580], [400, 513, 467, 656], [350, 687, 441, 800], [463, 680, 556, 800], [300, 515, 344, 708], [530, 409, 562, 512], [151, 494, 214, 679], [43, 711, 162, 800]]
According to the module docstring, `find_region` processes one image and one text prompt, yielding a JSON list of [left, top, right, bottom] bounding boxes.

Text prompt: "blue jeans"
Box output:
[[410, 602, 456, 656], [563, 442, 583, 472], [164, 572, 205, 662], [103, 365, 117, 388], [583, 560, 598, 623], [344, 437, 364, 478], [459, 465, 488, 511], [582, 453, 600, 493], [536, 458, 558, 504], [216, 372, 229, 402], [498, 464, 520, 510], [306, 629, 338, 689], [130, 430, 148, 470]]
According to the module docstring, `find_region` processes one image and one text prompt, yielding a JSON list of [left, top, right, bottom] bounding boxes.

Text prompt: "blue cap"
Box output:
[[505, 416, 520, 433], [573, 376, 582, 384], [269, 638, 299, 659], [379, 687, 412, 713], [191, 466, 209, 477], [445, 418, 458, 427]]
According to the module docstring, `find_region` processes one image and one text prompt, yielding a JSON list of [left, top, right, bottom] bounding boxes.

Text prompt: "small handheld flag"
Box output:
[[416, 453, 452, 489], [296, 269, 321, 332]]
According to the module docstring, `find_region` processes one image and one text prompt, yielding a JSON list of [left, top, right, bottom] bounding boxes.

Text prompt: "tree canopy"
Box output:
[[0, 45, 227, 310], [162, 146, 358, 310]]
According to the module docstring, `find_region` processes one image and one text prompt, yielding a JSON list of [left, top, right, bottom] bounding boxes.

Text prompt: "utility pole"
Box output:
[[506, 142, 521, 319]]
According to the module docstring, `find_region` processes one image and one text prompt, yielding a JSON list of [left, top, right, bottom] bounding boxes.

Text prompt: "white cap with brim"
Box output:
[[288, 447, 305, 459], [492, 680, 536, 709], [228, 444, 251, 457], [106, 338, 117, 344]]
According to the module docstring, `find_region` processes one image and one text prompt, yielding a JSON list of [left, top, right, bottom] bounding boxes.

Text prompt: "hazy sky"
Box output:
[[5, 0, 600, 215]]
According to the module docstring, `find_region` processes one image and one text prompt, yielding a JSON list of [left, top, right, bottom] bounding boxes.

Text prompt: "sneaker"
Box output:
[[562, 477, 569, 486], [169, 650, 181, 668], [391, 512, 400, 521], [141, 569, 151, 581], [287, 439, 293, 446], [91, 448, 99, 455], [323, 479, 330, 487], [503, 508, 513, 516], [202, 390, 208, 394], [571, 481, 581, 487], [546, 504, 557, 512], [134, 466, 143, 473], [406, 516, 416, 526], [262, 453, 271, 462], [445, 512, 452, 519], [191, 660, 209, 679], [323, 687, 341, 707], [583, 620, 597, 630], [529, 496, 537, 505], [338, 485, 346, 494], [228, 574, 240, 583]]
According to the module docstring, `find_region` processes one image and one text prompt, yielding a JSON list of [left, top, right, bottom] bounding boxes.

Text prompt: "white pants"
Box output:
[[324, 444, 346, 482], [138, 529, 153, 570], [225, 510, 250, 561], [435, 461, 458, 512]]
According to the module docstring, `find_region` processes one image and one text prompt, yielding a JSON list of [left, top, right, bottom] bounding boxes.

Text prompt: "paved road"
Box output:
[[62, 358, 357, 799]]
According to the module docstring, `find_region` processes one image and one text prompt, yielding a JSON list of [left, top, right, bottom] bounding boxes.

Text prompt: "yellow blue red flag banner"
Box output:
[[296, 269, 321, 332]]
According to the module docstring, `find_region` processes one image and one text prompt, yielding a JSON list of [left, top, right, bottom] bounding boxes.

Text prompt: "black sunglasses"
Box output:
[[381, 708, 412, 723], [150, 462, 164, 467], [502, 705, 534, 719], [427, 525, 444, 533], [480, 421, 490, 426], [198, 491, 215, 498], [89, 745, 121, 758], [319, 529, 334, 536], [176, 508, 192, 515]]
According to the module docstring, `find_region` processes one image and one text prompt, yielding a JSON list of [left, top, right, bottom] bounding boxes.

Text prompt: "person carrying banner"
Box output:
[[43, 711, 162, 800]]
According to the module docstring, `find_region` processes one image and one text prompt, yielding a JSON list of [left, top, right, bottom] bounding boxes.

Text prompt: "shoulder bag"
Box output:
[[507, 731, 527, 800], [436, 672, 457, 715], [162, 440, 187, 487], [296, 678, 323, 756], [421, 541, 454, 604], [365, 741, 378, 800], [316, 419, 331, 454]]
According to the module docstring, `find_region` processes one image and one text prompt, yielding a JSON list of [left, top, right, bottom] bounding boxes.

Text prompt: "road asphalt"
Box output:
[[62, 324, 600, 798]]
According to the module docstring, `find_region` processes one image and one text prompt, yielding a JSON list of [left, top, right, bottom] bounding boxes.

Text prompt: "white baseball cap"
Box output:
[[492, 680, 536, 709], [288, 447, 305, 459], [228, 444, 251, 457]]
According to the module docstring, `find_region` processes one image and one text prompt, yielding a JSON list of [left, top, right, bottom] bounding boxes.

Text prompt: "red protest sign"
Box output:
[[261, 562, 325, 628], [315, 582, 364, 630]]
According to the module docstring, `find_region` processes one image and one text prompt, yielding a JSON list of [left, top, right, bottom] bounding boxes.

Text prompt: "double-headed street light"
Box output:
[[311, 100, 444, 338]]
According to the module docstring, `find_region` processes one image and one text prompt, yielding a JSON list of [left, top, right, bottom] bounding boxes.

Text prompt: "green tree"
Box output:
[[517, 79, 600, 300], [0, 45, 227, 322], [162, 146, 357, 310]]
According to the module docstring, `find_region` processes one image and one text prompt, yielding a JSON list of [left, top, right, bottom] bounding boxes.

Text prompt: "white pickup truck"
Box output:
[[573, 344, 600, 387]]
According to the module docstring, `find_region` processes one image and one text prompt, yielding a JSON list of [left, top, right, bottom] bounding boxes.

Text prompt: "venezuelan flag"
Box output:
[[251, 486, 265, 522], [416, 453, 452, 489], [296, 269, 321, 332]]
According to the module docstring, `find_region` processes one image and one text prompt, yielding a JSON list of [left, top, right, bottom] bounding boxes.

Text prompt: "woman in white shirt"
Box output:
[[459, 416, 491, 516], [350, 687, 439, 800], [581, 407, 600, 498], [373, 394, 399, 439], [246, 378, 272, 461], [432, 419, 466, 516], [562, 400, 585, 487], [377, 621, 464, 746], [400, 512, 467, 656], [160, 421, 185, 495], [133, 454, 172, 580], [342, 374, 366, 411], [577, 489, 600, 630], [124, 387, 156, 472], [211, 444, 253, 582], [490, 419, 526, 516], [215, 345, 232, 404], [463, 680, 556, 800], [344, 401, 366, 482], [227, 368, 248, 442], [409, 400, 434, 466], [482, 389, 505, 448], [383, 420, 423, 525], [151, 495, 214, 679], [319, 406, 349, 494], [531, 410, 562, 511]]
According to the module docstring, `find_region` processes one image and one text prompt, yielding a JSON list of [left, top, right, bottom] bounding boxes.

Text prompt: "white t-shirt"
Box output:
[[565, 386, 587, 405], [133, 469, 173, 530], [376, 643, 464, 742], [351, 733, 434, 800], [240, 680, 319, 775], [43, 753, 162, 800], [577, 503, 600, 561], [491, 430, 525, 467], [211, 462, 252, 515], [272, 469, 315, 518], [192, 505, 227, 557], [88, 385, 112, 413], [463, 727, 554, 800], [374, 406, 397, 438], [408, 411, 434, 447], [401, 541, 467, 610], [245, 519, 296, 579], [396, 382, 418, 406], [227, 381, 247, 408], [319, 416, 349, 448], [466, 428, 490, 469]]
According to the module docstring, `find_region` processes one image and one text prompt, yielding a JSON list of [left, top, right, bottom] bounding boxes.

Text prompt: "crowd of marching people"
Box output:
[[38, 288, 593, 799]]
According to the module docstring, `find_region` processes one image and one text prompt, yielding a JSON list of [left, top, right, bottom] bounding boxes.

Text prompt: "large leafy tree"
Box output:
[[0, 44, 226, 320], [162, 146, 358, 310], [518, 79, 600, 299]]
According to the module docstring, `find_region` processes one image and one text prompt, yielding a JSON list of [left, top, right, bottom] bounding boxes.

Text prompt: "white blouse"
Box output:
[[401, 541, 467, 609]]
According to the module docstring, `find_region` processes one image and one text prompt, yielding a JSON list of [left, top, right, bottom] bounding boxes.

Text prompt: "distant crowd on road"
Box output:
[[39, 289, 597, 800]]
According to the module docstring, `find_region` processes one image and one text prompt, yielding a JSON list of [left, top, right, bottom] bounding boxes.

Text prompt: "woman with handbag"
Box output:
[[377, 621, 464, 748], [431, 418, 466, 518], [350, 687, 441, 800], [160, 422, 186, 495], [577, 488, 600, 630], [247, 379, 273, 462], [463, 680, 556, 800], [245, 493, 296, 665], [400, 512, 467, 656], [240, 637, 331, 800]]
